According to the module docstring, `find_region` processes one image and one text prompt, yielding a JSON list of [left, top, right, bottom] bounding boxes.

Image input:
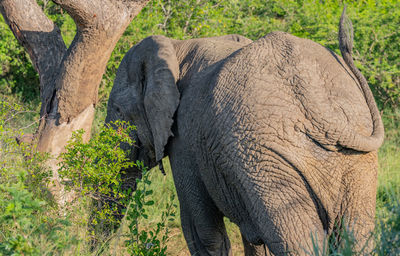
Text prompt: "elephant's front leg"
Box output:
[[170, 147, 232, 256], [242, 234, 269, 256], [180, 200, 231, 256]]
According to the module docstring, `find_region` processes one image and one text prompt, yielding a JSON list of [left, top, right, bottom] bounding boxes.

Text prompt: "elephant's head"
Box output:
[[105, 35, 180, 167]]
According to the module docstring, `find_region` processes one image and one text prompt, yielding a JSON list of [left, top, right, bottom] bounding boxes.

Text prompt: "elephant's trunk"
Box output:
[[337, 6, 384, 152]]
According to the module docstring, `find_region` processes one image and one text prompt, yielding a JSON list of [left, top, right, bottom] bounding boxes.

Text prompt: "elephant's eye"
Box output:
[[116, 106, 121, 113]]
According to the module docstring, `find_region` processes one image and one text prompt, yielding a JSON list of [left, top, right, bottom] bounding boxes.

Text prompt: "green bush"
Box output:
[[0, 181, 76, 255], [125, 162, 176, 256], [0, 100, 75, 255], [0, 100, 51, 199], [58, 120, 137, 226], [58, 121, 176, 254]]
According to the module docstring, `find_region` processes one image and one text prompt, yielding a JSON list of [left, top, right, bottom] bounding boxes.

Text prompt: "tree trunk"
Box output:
[[0, 0, 150, 204]]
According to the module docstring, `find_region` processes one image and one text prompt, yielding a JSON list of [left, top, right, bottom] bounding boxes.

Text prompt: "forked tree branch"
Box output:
[[52, 0, 100, 28], [53, 0, 150, 29], [51, 0, 150, 122]]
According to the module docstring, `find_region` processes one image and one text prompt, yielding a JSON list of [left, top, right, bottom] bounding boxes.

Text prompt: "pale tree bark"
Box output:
[[0, 0, 150, 204]]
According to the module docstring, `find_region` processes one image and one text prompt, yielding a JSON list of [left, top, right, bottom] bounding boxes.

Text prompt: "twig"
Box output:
[[4, 110, 36, 124], [17, 116, 45, 130]]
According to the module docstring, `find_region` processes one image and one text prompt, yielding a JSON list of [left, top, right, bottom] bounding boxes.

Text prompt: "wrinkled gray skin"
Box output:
[[106, 10, 383, 256]]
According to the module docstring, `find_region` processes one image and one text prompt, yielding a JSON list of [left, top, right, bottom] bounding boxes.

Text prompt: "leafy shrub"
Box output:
[[58, 120, 136, 227], [125, 161, 176, 256], [0, 99, 51, 198], [0, 181, 76, 255], [0, 100, 75, 255], [58, 121, 176, 254]]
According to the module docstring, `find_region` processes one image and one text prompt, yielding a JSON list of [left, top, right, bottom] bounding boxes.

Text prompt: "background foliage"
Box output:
[[0, 0, 399, 255], [1, 0, 399, 110]]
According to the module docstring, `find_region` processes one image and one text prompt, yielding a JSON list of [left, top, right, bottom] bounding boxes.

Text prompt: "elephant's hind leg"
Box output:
[[338, 151, 378, 254]]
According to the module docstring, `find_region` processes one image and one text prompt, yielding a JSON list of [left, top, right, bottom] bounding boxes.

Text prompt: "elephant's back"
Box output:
[[173, 36, 252, 94], [208, 31, 373, 141]]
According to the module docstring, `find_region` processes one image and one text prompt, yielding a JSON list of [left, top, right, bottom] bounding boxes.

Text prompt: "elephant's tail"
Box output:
[[337, 6, 384, 152]]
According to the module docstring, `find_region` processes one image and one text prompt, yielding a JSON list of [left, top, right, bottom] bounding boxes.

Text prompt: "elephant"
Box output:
[[105, 8, 384, 256]]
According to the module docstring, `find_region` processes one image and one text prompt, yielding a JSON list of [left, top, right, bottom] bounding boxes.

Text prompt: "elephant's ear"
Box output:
[[128, 35, 180, 162]]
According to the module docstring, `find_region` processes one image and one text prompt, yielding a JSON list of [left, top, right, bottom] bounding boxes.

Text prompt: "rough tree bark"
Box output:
[[0, 0, 150, 204]]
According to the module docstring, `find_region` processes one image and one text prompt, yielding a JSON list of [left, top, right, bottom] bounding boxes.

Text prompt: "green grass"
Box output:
[[377, 144, 400, 207], [378, 110, 400, 199]]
